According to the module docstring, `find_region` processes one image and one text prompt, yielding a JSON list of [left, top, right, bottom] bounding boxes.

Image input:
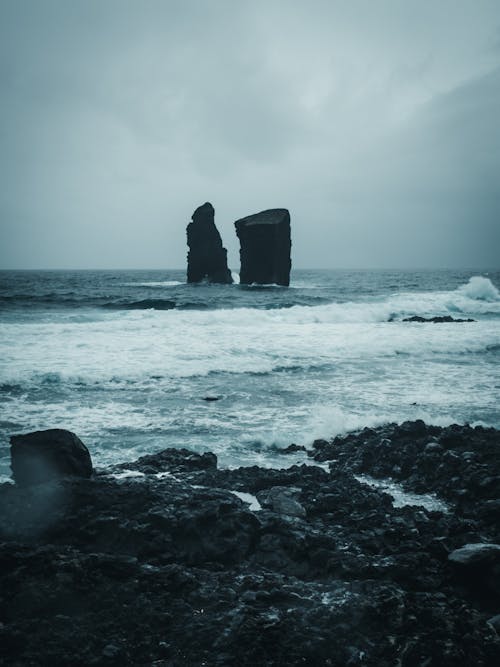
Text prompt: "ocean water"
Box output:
[[1, 269, 499, 481]]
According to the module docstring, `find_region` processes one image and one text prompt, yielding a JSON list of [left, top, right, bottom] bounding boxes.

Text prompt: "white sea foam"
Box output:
[[0, 299, 499, 387], [230, 491, 262, 511], [121, 281, 183, 287], [456, 276, 500, 301], [355, 475, 449, 512], [1, 276, 499, 473]]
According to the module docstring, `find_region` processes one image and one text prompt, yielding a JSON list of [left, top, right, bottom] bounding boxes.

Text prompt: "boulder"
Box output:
[[10, 429, 93, 485], [257, 485, 306, 518], [448, 542, 500, 566], [186, 202, 233, 283], [235, 208, 291, 286]]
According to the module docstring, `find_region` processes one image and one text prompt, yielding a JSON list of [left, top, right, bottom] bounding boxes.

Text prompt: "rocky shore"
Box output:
[[1, 422, 499, 666]]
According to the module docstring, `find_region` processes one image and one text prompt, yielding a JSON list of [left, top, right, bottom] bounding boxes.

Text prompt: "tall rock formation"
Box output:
[[186, 203, 233, 284], [235, 208, 291, 286]]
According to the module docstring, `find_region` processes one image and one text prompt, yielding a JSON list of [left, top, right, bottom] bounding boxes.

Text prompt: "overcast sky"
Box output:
[[1, 0, 499, 269]]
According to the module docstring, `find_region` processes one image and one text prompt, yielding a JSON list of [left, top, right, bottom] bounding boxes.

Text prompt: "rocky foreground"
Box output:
[[0, 421, 499, 666]]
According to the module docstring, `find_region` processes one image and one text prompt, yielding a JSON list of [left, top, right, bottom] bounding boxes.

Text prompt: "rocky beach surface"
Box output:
[[1, 421, 499, 666]]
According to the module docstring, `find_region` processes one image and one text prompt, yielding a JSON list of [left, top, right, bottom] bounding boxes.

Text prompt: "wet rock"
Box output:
[[112, 447, 217, 475], [402, 315, 475, 323], [1, 423, 499, 665], [10, 429, 93, 486], [487, 614, 500, 633], [186, 202, 233, 284], [281, 443, 307, 454], [257, 486, 306, 518], [448, 543, 500, 566], [235, 208, 291, 286]]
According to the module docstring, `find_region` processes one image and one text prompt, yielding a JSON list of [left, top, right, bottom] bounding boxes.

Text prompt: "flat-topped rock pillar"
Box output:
[[235, 208, 291, 286]]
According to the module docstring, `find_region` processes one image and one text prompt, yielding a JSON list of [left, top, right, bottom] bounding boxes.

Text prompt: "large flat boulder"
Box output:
[[235, 208, 291, 286], [10, 429, 93, 485]]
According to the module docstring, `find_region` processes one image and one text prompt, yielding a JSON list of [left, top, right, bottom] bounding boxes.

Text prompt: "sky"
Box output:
[[0, 0, 499, 270]]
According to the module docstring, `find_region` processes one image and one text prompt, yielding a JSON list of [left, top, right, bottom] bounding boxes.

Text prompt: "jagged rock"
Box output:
[[235, 208, 291, 286], [1, 423, 500, 665], [10, 429, 93, 486], [403, 315, 475, 323], [281, 443, 307, 454], [186, 202, 233, 283], [256, 486, 306, 518]]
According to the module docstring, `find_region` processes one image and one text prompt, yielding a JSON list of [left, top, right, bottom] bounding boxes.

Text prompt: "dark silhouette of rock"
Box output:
[[235, 208, 291, 286], [10, 429, 93, 485], [186, 202, 233, 283], [403, 315, 475, 323]]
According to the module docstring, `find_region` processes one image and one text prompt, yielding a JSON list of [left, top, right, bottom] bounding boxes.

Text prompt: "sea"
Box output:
[[1, 269, 499, 482]]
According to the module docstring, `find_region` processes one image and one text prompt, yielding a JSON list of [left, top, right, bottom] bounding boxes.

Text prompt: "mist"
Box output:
[[1, 0, 499, 269]]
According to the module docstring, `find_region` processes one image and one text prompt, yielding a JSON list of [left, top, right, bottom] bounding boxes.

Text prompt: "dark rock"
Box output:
[[281, 443, 307, 454], [112, 447, 217, 475], [402, 315, 475, 323], [1, 424, 500, 665], [186, 202, 233, 284], [256, 486, 306, 518], [235, 208, 291, 286], [487, 614, 500, 633], [10, 429, 93, 486], [448, 543, 500, 566]]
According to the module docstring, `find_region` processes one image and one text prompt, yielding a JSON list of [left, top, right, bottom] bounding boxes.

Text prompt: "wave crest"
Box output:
[[457, 276, 500, 302]]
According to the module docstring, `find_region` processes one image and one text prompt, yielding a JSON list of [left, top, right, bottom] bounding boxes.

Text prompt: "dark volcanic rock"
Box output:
[[186, 202, 233, 284], [449, 543, 500, 566], [1, 423, 499, 665], [235, 208, 291, 286], [10, 429, 93, 486], [403, 315, 476, 323]]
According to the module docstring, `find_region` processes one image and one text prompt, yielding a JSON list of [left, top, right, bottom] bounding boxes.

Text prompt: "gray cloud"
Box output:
[[1, 0, 499, 269]]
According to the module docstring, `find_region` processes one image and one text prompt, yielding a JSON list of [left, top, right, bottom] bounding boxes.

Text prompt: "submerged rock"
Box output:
[[186, 202, 233, 284], [235, 208, 291, 286], [10, 429, 93, 486]]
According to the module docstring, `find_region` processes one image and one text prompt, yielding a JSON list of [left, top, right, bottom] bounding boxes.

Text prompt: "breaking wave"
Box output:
[[457, 276, 500, 301]]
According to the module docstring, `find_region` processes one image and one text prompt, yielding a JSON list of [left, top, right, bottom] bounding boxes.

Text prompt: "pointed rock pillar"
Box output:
[[186, 203, 233, 284]]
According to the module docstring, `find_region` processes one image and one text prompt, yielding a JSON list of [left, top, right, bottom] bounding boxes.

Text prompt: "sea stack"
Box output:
[[235, 208, 291, 286], [186, 202, 233, 284]]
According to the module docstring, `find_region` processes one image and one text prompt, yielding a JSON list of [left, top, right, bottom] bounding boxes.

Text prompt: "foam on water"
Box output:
[[0, 306, 498, 387], [1, 272, 499, 474], [355, 475, 450, 512], [230, 491, 262, 511], [121, 281, 183, 288], [457, 276, 500, 301]]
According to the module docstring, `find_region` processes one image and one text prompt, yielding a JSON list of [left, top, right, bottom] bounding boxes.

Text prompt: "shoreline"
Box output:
[[1, 421, 499, 665]]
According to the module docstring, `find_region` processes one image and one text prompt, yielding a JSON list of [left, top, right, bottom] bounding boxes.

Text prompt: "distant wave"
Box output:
[[103, 299, 176, 310], [121, 281, 183, 288], [1, 276, 498, 319]]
